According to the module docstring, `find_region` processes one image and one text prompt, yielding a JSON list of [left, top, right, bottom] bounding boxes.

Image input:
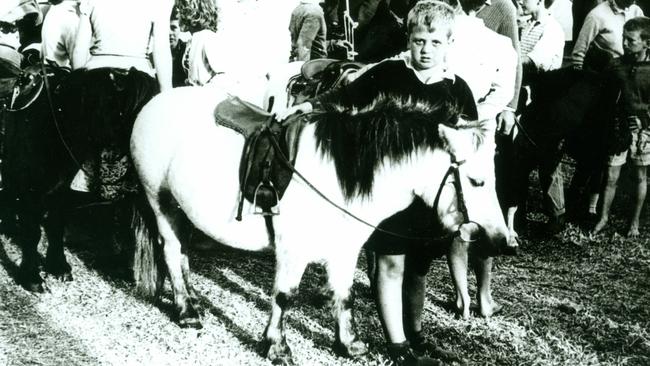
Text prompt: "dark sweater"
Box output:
[[314, 60, 478, 121]]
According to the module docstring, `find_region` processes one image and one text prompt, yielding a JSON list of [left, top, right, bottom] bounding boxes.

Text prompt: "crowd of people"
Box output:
[[0, 0, 649, 365]]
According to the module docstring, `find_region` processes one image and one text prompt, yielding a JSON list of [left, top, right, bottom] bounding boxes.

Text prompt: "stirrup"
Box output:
[[252, 181, 280, 216]]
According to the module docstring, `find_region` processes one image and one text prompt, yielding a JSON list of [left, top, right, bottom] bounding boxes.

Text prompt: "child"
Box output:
[[593, 16, 650, 238], [279, 1, 476, 365]]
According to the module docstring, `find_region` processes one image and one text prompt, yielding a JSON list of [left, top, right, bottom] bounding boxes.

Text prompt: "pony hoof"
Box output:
[[178, 317, 203, 329], [44, 261, 73, 281], [262, 339, 294, 365], [333, 339, 368, 358], [22, 280, 46, 293], [271, 356, 294, 366], [48, 272, 73, 282]]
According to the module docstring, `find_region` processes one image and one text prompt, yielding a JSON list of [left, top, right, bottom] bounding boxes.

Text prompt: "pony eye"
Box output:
[[469, 177, 484, 187]]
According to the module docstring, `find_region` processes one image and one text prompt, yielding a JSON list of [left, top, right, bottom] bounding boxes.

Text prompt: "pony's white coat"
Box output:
[[130, 72, 510, 358]]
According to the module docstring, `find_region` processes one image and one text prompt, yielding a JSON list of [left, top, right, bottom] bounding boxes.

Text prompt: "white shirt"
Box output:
[[41, 0, 79, 68], [520, 12, 565, 72], [446, 14, 517, 123]]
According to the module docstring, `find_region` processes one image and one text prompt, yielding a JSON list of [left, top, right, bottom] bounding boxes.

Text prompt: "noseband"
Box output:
[[431, 158, 485, 243]]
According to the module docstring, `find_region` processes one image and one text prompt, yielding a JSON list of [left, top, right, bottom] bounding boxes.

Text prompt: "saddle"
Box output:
[[288, 58, 364, 101], [0, 56, 21, 100], [4, 63, 68, 111], [214, 96, 306, 219]]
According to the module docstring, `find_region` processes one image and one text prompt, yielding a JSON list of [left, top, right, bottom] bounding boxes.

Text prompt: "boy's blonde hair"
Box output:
[[407, 0, 456, 37]]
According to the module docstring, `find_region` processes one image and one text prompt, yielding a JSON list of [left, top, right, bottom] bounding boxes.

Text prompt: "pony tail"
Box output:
[[132, 193, 165, 298]]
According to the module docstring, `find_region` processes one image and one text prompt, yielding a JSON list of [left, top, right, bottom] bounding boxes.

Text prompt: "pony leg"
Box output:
[[472, 256, 501, 317], [327, 255, 368, 358], [15, 194, 46, 292], [447, 237, 470, 319], [262, 255, 308, 365], [43, 191, 75, 282], [155, 207, 201, 329]]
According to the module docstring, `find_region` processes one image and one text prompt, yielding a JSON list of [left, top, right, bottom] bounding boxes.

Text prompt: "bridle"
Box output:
[[267, 122, 482, 242]]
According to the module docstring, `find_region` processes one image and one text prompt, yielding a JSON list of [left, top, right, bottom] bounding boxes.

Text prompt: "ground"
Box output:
[[0, 164, 648, 366]]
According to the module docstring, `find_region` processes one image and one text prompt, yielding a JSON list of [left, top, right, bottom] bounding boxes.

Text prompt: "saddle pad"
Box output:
[[214, 96, 272, 137]]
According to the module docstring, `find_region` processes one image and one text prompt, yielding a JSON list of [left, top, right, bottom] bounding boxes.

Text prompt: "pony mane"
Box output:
[[314, 93, 462, 200]]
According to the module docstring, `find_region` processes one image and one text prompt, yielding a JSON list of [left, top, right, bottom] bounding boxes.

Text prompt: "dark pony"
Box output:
[[501, 67, 616, 224], [315, 94, 460, 199], [1, 64, 157, 292]]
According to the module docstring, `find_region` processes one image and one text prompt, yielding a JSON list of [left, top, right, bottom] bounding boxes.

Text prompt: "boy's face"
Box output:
[[518, 0, 541, 15], [622, 29, 649, 59], [408, 24, 452, 71]]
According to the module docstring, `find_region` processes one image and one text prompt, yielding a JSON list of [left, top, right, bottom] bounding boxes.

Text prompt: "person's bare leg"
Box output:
[[403, 268, 426, 335], [376, 254, 407, 343], [628, 165, 647, 238], [593, 165, 621, 234]]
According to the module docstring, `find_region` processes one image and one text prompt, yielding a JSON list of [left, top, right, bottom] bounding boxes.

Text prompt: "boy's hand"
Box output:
[[276, 102, 313, 121], [497, 110, 516, 135]]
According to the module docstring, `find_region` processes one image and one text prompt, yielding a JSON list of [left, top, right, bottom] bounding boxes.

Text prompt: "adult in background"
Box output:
[[41, 0, 79, 68], [55, 0, 172, 230], [169, 6, 188, 87], [572, 0, 603, 44], [474, 0, 523, 230], [175, 0, 219, 86], [571, 0, 644, 71], [476, 0, 522, 137], [289, 0, 328, 61]]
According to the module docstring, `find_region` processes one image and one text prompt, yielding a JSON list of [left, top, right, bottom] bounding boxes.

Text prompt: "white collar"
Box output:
[[401, 55, 455, 84]]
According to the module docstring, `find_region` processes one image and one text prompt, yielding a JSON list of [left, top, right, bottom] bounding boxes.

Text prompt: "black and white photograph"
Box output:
[[0, 0, 649, 364]]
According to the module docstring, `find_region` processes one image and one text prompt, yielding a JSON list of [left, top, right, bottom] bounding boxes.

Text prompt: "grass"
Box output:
[[0, 164, 648, 365]]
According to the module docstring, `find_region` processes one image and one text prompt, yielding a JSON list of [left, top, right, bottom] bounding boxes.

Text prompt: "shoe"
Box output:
[[408, 331, 466, 364], [386, 341, 442, 366], [546, 214, 566, 235]]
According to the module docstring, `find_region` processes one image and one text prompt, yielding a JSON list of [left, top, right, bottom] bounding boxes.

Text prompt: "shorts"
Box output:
[[608, 128, 650, 167], [363, 197, 450, 269]]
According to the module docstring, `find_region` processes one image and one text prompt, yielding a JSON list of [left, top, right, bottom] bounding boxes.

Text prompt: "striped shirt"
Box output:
[[520, 13, 565, 71]]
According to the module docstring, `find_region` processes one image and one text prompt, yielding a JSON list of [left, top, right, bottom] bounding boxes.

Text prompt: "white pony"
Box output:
[[129, 80, 510, 364]]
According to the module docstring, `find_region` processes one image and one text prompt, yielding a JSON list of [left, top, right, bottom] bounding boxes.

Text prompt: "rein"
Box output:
[[39, 59, 92, 177], [267, 125, 471, 242]]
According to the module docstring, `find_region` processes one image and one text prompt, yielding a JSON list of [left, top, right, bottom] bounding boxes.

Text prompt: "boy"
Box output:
[[593, 16, 650, 238], [517, 0, 567, 234], [279, 2, 476, 364]]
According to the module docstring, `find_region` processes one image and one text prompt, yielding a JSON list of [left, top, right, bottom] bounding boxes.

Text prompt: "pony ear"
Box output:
[[438, 123, 471, 162]]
